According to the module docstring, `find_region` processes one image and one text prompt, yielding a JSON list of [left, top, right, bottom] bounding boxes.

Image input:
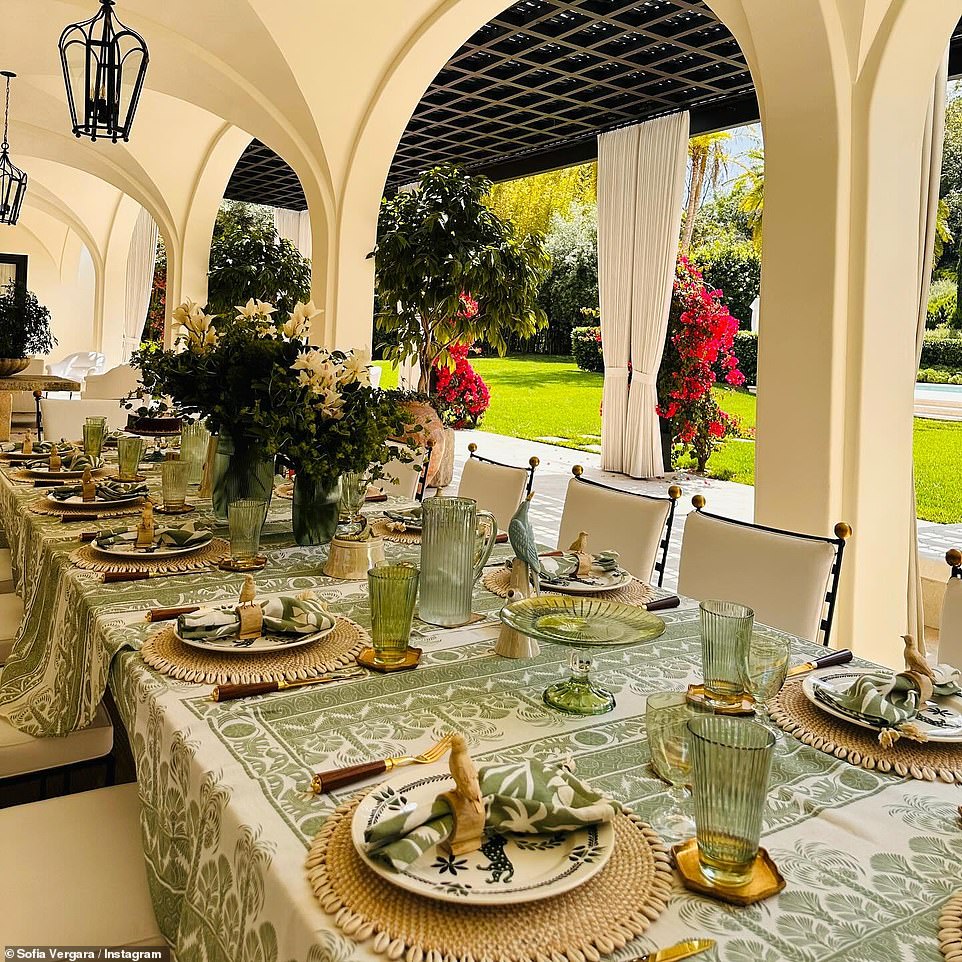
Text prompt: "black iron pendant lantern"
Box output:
[[0, 72, 27, 226], [59, 0, 149, 143]]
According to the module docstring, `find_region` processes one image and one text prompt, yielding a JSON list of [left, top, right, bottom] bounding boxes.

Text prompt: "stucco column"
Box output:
[[710, 0, 960, 665]]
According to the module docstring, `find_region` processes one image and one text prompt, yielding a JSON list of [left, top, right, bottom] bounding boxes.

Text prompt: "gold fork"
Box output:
[[310, 733, 455, 794]]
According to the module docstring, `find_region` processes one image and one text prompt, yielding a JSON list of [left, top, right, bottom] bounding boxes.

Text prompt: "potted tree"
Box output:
[[372, 163, 550, 484], [0, 283, 56, 376]]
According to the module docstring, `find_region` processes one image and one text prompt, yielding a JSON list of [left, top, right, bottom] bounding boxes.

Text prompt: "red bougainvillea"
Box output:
[[656, 256, 745, 472], [430, 294, 491, 430]]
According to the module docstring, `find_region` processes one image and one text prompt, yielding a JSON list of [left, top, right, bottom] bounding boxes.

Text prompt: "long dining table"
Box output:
[[0, 456, 958, 962]]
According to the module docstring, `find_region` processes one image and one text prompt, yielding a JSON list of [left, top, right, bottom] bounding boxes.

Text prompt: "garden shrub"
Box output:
[[732, 331, 758, 386], [571, 326, 604, 372], [927, 279, 957, 328], [692, 240, 761, 328]]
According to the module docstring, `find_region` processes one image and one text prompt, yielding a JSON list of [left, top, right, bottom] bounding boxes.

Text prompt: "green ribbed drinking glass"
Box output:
[[700, 600, 754, 708], [368, 563, 419, 666], [117, 436, 145, 481], [82, 419, 106, 461], [688, 716, 775, 886]]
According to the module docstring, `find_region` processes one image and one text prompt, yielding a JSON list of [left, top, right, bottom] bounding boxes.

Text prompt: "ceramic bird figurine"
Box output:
[[508, 492, 540, 594], [239, 573, 257, 606], [903, 634, 936, 680]]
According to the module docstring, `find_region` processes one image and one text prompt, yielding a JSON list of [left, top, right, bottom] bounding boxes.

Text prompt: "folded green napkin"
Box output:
[[818, 669, 962, 729], [26, 451, 102, 472], [363, 758, 618, 870], [540, 550, 621, 580], [94, 525, 212, 549], [50, 480, 148, 501], [176, 595, 334, 641]]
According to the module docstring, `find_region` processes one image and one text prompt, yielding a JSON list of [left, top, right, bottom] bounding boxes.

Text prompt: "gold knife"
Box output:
[[630, 939, 715, 962]]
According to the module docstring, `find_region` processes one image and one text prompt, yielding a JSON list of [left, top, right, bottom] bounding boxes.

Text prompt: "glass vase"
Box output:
[[211, 434, 275, 524], [292, 474, 340, 546]]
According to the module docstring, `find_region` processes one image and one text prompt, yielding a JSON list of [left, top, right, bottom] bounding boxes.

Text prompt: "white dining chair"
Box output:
[[82, 364, 141, 400], [0, 783, 163, 945], [371, 442, 430, 501], [677, 496, 851, 645], [557, 466, 681, 585], [936, 549, 962, 667], [39, 397, 128, 440], [456, 443, 538, 531]]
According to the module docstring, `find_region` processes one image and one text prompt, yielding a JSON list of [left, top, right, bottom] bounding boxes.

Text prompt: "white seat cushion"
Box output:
[[0, 703, 112, 778], [457, 457, 529, 531], [558, 477, 671, 581], [0, 783, 163, 946], [678, 511, 836, 642]]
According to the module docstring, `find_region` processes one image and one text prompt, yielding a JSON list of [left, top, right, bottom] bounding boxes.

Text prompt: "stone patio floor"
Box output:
[[445, 430, 961, 587]]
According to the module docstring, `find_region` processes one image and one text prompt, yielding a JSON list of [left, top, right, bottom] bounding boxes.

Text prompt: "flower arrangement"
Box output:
[[432, 341, 490, 429], [656, 256, 745, 472]]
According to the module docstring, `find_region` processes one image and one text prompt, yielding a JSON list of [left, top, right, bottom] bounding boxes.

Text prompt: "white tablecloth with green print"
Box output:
[[0, 463, 959, 962]]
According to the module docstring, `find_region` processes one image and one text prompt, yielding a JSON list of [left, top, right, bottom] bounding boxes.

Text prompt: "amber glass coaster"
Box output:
[[154, 503, 196, 515], [672, 838, 785, 905], [686, 683, 755, 715], [218, 554, 267, 572], [356, 646, 422, 673]]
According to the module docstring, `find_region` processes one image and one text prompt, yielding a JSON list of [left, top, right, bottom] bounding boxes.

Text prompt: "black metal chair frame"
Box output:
[[690, 500, 851, 647], [566, 467, 680, 588], [466, 443, 539, 497]]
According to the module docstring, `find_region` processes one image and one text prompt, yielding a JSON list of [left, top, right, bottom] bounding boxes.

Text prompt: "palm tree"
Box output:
[[734, 148, 765, 249], [680, 132, 731, 252]]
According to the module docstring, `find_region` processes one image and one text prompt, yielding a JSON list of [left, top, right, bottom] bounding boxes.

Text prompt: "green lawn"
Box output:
[[375, 356, 962, 523]]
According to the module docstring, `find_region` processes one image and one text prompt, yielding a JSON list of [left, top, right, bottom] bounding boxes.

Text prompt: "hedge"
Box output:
[[571, 326, 604, 372]]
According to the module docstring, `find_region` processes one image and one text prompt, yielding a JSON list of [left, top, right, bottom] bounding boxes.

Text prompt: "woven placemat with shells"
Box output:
[[306, 796, 672, 962], [371, 518, 421, 545], [29, 497, 146, 519], [482, 566, 655, 606], [939, 891, 962, 961], [69, 537, 228, 574], [141, 616, 369, 684], [770, 680, 962, 783]]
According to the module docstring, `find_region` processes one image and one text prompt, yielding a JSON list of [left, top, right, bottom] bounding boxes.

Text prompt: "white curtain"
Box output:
[[122, 207, 158, 361], [273, 207, 312, 260], [909, 53, 948, 655], [597, 112, 690, 476]]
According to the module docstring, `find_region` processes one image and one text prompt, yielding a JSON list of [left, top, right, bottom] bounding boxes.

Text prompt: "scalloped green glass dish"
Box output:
[[500, 596, 667, 647]]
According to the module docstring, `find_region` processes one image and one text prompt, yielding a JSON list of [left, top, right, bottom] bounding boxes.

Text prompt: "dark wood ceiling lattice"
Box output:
[[225, 2, 962, 210]]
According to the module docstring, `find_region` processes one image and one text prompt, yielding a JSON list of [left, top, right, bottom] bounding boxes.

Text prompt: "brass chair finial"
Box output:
[[834, 522, 852, 541]]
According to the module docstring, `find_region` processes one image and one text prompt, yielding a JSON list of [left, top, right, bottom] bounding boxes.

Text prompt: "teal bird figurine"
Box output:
[[508, 492, 540, 594]]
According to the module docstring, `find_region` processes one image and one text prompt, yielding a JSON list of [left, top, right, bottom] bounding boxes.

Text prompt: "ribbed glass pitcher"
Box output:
[[418, 496, 498, 627]]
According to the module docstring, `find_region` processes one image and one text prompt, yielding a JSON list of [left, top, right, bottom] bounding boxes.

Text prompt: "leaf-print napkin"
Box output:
[[50, 480, 149, 501], [94, 525, 212, 549], [363, 758, 618, 870], [540, 550, 622, 581], [817, 670, 962, 729], [176, 595, 334, 641], [27, 451, 102, 471]]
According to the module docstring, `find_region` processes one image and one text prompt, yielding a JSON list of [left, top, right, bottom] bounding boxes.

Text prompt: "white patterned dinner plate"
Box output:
[[540, 568, 634, 595], [89, 534, 213, 560], [46, 492, 144, 509], [803, 667, 962, 743], [351, 769, 614, 906], [174, 620, 334, 654]]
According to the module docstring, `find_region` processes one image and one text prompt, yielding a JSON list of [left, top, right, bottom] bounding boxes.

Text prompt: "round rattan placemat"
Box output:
[[306, 797, 672, 962], [770, 680, 962, 782], [371, 518, 421, 545], [482, 566, 655, 606], [29, 496, 146, 519], [141, 616, 369, 684], [69, 537, 228, 574], [939, 892, 962, 961]]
